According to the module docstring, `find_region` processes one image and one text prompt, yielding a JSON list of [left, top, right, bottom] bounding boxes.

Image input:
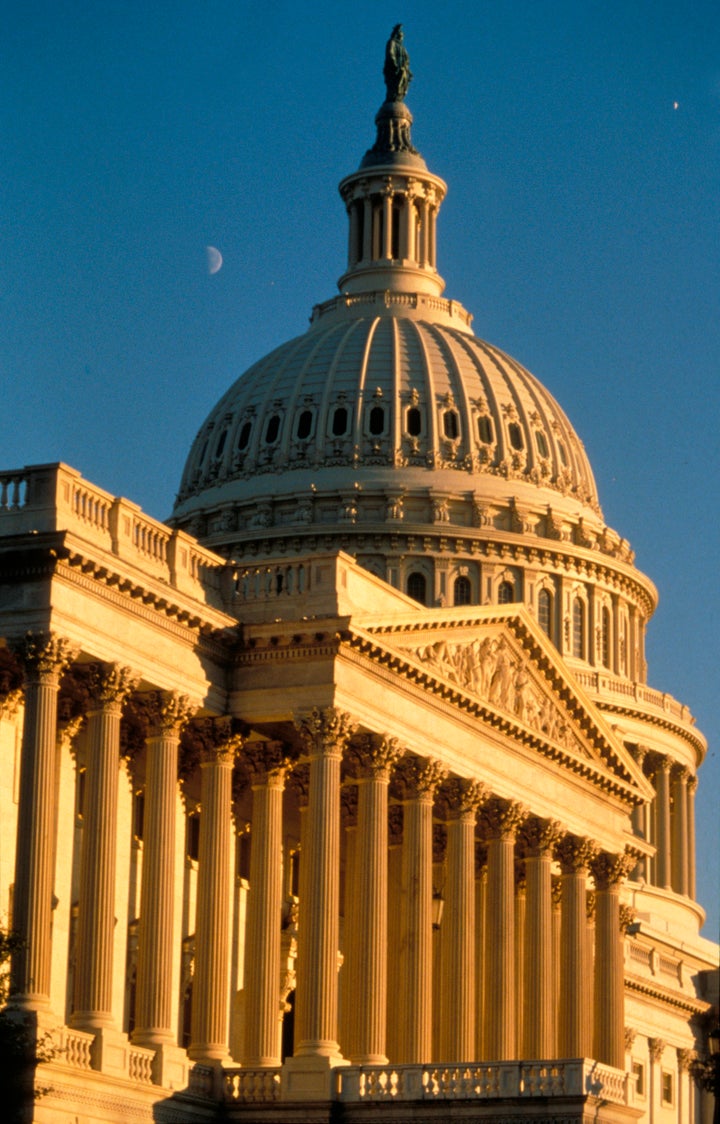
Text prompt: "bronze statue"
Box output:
[[383, 24, 412, 102]]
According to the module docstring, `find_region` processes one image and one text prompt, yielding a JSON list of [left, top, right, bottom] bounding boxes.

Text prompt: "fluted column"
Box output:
[[381, 189, 393, 259], [396, 756, 447, 1064], [133, 691, 193, 1047], [361, 195, 372, 261], [386, 804, 403, 1062], [339, 785, 358, 1060], [474, 846, 488, 1060], [551, 877, 562, 1053], [480, 797, 526, 1060], [72, 663, 136, 1029], [521, 819, 563, 1059], [652, 755, 672, 888], [242, 741, 292, 1067], [592, 851, 634, 1068], [439, 779, 485, 1062], [556, 834, 598, 1058], [189, 718, 242, 1061], [671, 766, 690, 896], [293, 707, 355, 1059], [346, 734, 401, 1065], [11, 633, 77, 1008], [687, 775, 697, 899]]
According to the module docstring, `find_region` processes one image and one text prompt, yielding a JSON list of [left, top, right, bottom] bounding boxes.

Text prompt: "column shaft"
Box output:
[[592, 853, 632, 1069], [352, 769, 390, 1064], [671, 768, 689, 896], [189, 739, 237, 1060], [11, 636, 74, 1007], [654, 758, 672, 888], [362, 197, 372, 261], [440, 812, 477, 1061], [398, 792, 433, 1062], [243, 749, 288, 1066], [687, 777, 697, 899], [523, 853, 554, 1057], [557, 836, 596, 1058], [483, 835, 516, 1059], [382, 193, 393, 258]]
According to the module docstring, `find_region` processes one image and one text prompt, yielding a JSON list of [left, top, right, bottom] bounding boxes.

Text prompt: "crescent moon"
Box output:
[[206, 245, 223, 274]]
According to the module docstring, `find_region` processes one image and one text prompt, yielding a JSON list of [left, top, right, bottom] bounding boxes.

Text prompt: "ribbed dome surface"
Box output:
[[173, 306, 601, 528]]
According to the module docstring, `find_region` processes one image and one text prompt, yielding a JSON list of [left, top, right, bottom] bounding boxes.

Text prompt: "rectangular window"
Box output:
[[661, 1070, 674, 1106], [632, 1061, 645, 1097]]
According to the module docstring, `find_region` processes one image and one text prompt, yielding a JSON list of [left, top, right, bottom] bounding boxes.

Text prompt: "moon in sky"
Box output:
[[206, 245, 223, 274]]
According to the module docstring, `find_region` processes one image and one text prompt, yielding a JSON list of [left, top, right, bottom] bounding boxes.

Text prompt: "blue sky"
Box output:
[[2, 1, 718, 937]]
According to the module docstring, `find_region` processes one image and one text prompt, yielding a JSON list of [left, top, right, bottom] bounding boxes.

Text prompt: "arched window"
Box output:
[[572, 598, 585, 659], [478, 415, 494, 444], [558, 441, 567, 466], [296, 410, 313, 440], [498, 580, 515, 604], [215, 428, 228, 458], [332, 406, 348, 436], [369, 405, 385, 436], [538, 588, 553, 639], [406, 406, 422, 437], [265, 414, 281, 444], [198, 439, 209, 466], [601, 606, 611, 668], [237, 421, 252, 451], [407, 572, 427, 604], [443, 410, 459, 440], [508, 422, 524, 451], [453, 575, 472, 606], [535, 430, 549, 458]]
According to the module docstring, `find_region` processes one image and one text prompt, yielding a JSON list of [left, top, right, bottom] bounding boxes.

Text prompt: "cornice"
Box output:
[[624, 974, 712, 1017], [594, 699, 705, 761]]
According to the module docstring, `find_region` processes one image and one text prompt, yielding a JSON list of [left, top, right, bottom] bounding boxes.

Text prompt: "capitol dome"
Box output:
[[172, 60, 653, 663]]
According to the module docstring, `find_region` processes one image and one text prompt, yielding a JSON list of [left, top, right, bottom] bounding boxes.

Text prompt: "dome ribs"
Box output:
[[350, 317, 382, 453]]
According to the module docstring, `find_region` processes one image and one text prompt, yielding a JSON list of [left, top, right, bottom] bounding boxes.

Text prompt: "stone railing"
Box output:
[[224, 1067, 282, 1103], [338, 1059, 632, 1105], [573, 668, 695, 728], [53, 1026, 94, 1070], [188, 1063, 215, 1096], [310, 290, 473, 329], [0, 463, 229, 610], [128, 1045, 155, 1084]]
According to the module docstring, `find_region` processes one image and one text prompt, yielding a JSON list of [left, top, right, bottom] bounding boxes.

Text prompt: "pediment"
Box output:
[[349, 605, 652, 804]]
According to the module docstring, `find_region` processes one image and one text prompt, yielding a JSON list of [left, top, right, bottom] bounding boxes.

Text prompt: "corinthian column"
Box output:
[[396, 755, 447, 1064], [555, 834, 598, 1058], [652, 755, 672, 888], [292, 707, 355, 1060], [521, 818, 563, 1059], [480, 797, 527, 1061], [591, 851, 634, 1068], [687, 775, 697, 899], [188, 718, 242, 1061], [11, 633, 77, 1008], [439, 778, 485, 1062], [72, 662, 136, 1030], [133, 691, 194, 1048], [242, 742, 292, 1067], [346, 734, 402, 1065], [671, 766, 690, 896]]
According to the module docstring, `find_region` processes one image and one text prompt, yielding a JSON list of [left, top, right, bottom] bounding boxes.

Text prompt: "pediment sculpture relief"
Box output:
[[412, 635, 592, 760]]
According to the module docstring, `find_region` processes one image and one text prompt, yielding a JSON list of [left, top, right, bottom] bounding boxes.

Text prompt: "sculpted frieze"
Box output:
[[410, 634, 591, 760]]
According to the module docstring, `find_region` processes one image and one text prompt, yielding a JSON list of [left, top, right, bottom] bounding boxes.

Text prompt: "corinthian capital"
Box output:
[[140, 689, 196, 736], [87, 662, 138, 711], [15, 631, 79, 682], [438, 776, 487, 822], [591, 849, 635, 890], [555, 833, 599, 874], [479, 795, 527, 841], [185, 715, 244, 767], [295, 706, 356, 758], [520, 816, 564, 858], [243, 740, 293, 786], [346, 732, 402, 780], [393, 754, 448, 801]]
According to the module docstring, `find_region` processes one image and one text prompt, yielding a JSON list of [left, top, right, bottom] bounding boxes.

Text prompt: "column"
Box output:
[[242, 742, 292, 1067], [386, 805, 403, 1063], [677, 1048, 695, 1124], [339, 785, 358, 1060], [396, 756, 447, 1063], [556, 834, 597, 1058], [72, 662, 136, 1030], [189, 719, 242, 1061], [592, 851, 634, 1068], [521, 819, 562, 1059], [629, 744, 648, 878], [648, 1037, 666, 1119], [514, 863, 526, 1059], [381, 188, 393, 259], [11, 633, 77, 1008], [362, 195, 372, 261], [418, 197, 429, 265], [439, 779, 485, 1062], [347, 199, 360, 267], [347, 734, 401, 1065], [652, 755, 672, 889], [133, 691, 193, 1048], [551, 877, 562, 1054], [687, 776, 697, 899], [292, 707, 355, 1060], [474, 846, 488, 1060], [480, 797, 526, 1061], [671, 766, 690, 896]]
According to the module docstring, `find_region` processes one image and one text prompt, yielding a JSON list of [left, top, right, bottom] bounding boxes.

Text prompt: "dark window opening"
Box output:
[[391, 203, 401, 259], [443, 411, 459, 440], [478, 415, 493, 444], [538, 589, 552, 639], [215, 429, 228, 458], [601, 607, 611, 667], [498, 581, 515, 604], [369, 405, 385, 436], [572, 598, 585, 659], [407, 572, 427, 604], [332, 407, 348, 437], [237, 421, 252, 451], [187, 814, 200, 862], [407, 407, 422, 437], [198, 439, 209, 466], [454, 576, 472, 606], [296, 410, 313, 440], [558, 441, 567, 466], [508, 422, 524, 451], [133, 791, 145, 842], [265, 414, 281, 444], [535, 431, 549, 458]]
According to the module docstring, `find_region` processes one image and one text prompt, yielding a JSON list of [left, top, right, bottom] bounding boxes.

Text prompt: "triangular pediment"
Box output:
[[348, 604, 653, 805]]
